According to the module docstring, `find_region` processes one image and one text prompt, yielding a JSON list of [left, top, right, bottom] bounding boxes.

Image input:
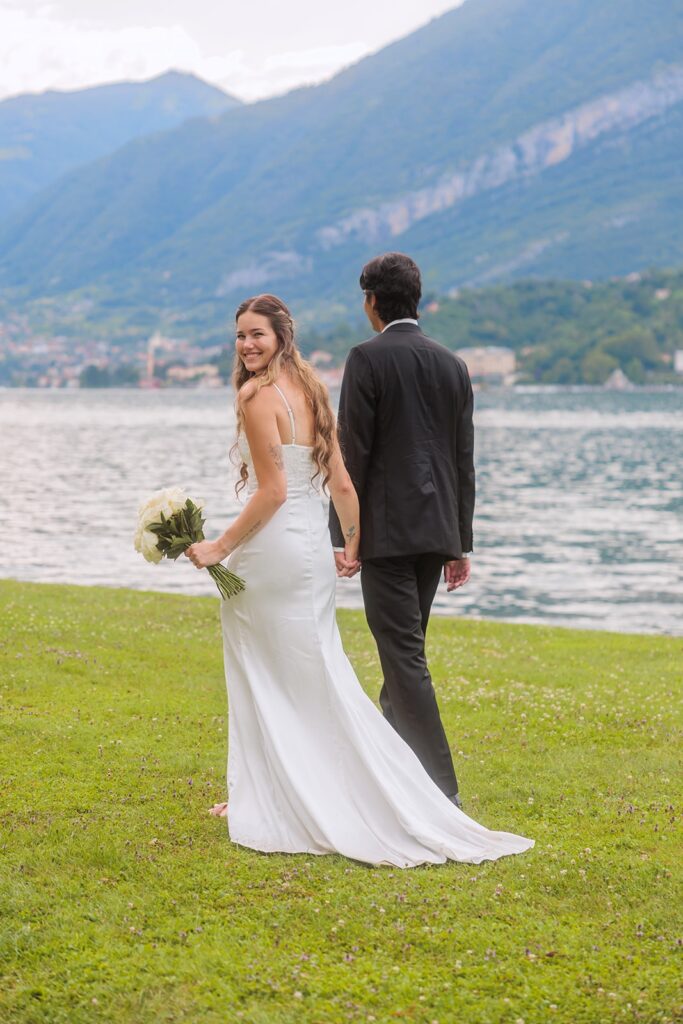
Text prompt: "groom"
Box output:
[[330, 252, 475, 809]]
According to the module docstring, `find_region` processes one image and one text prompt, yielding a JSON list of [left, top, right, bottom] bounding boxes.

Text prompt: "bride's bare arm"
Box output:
[[185, 384, 287, 567], [327, 436, 360, 564]]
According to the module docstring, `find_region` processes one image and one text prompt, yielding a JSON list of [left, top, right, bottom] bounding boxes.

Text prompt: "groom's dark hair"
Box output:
[[360, 252, 422, 324]]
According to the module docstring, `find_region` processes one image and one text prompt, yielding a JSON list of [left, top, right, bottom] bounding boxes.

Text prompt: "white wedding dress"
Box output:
[[220, 385, 533, 868]]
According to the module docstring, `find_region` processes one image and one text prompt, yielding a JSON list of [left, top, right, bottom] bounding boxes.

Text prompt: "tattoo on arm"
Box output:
[[268, 443, 284, 470], [234, 520, 262, 548], [345, 525, 357, 540]]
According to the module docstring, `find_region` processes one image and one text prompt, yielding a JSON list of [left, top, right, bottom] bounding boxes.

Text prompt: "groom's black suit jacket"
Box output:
[[329, 322, 475, 560]]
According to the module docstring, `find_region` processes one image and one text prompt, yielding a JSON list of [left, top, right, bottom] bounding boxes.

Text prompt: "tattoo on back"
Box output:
[[269, 443, 284, 470]]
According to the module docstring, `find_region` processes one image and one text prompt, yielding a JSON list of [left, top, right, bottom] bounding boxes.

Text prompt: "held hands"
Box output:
[[335, 545, 361, 579], [184, 539, 227, 569], [444, 557, 471, 592]]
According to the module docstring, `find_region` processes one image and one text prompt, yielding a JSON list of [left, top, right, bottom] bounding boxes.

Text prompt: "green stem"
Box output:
[[207, 564, 246, 600]]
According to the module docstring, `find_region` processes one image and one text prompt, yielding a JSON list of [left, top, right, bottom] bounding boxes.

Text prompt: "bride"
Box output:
[[185, 293, 533, 868]]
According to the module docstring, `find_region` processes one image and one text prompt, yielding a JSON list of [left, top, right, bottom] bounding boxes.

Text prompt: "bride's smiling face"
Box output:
[[236, 311, 279, 374]]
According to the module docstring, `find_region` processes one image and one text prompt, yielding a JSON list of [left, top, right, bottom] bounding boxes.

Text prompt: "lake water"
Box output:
[[1, 387, 681, 635]]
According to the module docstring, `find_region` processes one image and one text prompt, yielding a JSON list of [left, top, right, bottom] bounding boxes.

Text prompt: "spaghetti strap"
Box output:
[[272, 382, 296, 445]]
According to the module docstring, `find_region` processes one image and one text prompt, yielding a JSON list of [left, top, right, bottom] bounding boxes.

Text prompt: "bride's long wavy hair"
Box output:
[[230, 294, 336, 496]]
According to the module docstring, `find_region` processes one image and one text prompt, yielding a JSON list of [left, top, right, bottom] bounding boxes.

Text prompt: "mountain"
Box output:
[[1, 0, 682, 325], [0, 71, 240, 222]]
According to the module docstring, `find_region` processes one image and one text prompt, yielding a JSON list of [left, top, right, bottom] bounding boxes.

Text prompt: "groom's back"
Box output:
[[361, 324, 468, 448], [339, 321, 475, 560]]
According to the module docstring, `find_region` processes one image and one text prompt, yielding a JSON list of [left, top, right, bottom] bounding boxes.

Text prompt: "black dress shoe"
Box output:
[[449, 792, 463, 810]]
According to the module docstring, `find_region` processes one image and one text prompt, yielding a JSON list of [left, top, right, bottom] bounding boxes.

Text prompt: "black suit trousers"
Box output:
[[360, 553, 459, 798]]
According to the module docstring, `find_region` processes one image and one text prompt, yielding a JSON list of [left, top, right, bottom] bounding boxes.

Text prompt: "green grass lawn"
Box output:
[[0, 580, 680, 1024]]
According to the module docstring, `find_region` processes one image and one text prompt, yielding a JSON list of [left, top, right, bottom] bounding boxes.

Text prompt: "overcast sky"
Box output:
[[0, 0, 465, 103]]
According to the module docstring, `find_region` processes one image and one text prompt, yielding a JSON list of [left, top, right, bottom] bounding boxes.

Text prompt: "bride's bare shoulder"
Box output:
[[237, 379, 258, 404], [238, 379, 273, 403], [237, 380, 280, 417]]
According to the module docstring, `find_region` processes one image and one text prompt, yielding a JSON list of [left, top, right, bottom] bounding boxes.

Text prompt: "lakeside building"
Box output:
[[316, 366, 345, 389], [166, 364, 222, 385], [309, 350, 334, 367], [674, 350, 683, 374], [455, 346, 516, 385], [604, 368, 635, 390]]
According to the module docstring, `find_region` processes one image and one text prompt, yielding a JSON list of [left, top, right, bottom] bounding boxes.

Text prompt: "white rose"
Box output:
[[137, 488, 166, 519], [133, 523, 144, 553], [134, 487, 195, 561], [140, 528, 163, 564], [164, 486, 190, 514], [150, 497, 173, 521], [136, 488, 177, 529]]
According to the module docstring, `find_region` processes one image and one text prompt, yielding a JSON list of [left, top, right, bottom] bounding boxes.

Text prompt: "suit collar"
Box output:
[[382, 317, 419, 332], [379, 321, 424, 337]]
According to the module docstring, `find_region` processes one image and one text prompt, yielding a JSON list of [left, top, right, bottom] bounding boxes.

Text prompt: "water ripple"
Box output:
[[1, 387, 681, 635]]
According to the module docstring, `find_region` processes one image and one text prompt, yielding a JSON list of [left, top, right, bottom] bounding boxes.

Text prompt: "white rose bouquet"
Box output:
[[134, 487, 245, 599]]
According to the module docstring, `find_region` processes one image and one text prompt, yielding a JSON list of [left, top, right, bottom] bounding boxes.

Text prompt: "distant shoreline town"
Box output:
[[1, 325, 681, 392], [2, 271, 683, 389]]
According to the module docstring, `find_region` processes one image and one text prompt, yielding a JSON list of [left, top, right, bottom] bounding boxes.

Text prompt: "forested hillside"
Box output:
[[0, 71, 238, 222]]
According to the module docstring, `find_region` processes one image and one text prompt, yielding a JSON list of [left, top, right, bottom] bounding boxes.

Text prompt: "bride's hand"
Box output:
[[184, 540, 226, 569], [335, 544, 361, 578]]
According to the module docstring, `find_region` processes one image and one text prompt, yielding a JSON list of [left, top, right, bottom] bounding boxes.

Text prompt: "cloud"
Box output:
[[212, 42, 370, 102], [0, 3, 368, 102], [0, 0, 465, 103], [0, 4, 204, 97]]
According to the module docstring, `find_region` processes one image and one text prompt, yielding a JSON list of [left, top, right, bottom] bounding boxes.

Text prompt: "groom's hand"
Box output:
[[334, 551, 361, 578], [444, 557, 470, 592]]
